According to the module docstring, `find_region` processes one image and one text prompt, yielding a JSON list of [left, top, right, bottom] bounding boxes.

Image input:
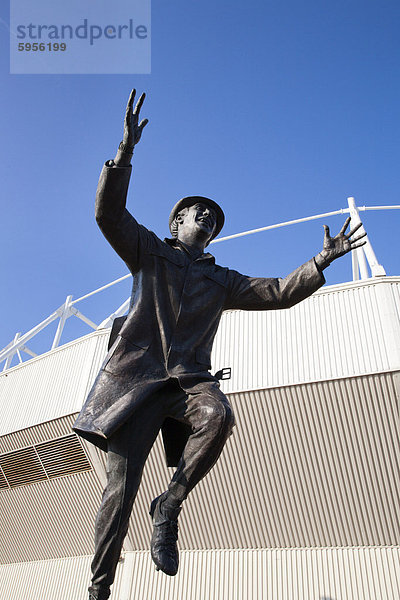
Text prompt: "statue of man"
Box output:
[[73, 90, 366, 600]]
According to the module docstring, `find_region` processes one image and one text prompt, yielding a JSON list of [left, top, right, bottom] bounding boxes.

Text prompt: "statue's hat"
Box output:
[[169, 196, 225, 241]]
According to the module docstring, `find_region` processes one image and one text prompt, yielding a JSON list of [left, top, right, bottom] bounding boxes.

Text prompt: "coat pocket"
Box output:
[[102, 336, 150, 378]]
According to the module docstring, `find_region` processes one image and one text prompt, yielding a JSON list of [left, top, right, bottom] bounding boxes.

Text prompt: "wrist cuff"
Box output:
[[315, 252, 331, 270]]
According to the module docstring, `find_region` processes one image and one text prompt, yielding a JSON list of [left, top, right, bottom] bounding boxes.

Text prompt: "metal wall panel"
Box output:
[[0, 414, 77, 454], [0, 547, 399, 600], [0, 331, 109, 437], [214, 277, 400, 394], [0, 371, 398, 563], [121, 547, 400, 600], [115, 371, 400, 551], [0, 554, 95, 600], [0, 470, 102, 563]]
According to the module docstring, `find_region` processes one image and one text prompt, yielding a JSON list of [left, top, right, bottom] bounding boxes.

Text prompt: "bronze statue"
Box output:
[[73, 90, 366, 600]]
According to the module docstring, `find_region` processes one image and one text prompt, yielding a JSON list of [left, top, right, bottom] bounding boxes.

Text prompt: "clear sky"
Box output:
[[1, 0, 400, 361]]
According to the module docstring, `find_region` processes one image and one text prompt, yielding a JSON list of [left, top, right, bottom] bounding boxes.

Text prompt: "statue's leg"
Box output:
[[89, 402, 164, 599], [166, 379, 235, 505], [149, 377, 234, 576]]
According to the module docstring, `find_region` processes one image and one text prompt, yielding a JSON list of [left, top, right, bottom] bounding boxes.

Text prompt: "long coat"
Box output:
[[73, 162, 325, 465]]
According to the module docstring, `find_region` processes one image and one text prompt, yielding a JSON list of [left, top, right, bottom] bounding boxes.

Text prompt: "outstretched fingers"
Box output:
[[349, 231, 367, 244], [122, 90, 148, 146], [133, 92, 146, 119], [124, 90, 136, 135], [346, 221, 363, 238], [125, 89, 136, 120], [350, 240, 367, 250], [339, 216, 351, 235]]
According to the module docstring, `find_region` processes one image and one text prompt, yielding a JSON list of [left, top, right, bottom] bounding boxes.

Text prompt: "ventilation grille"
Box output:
[[0, 466, 9, 490], [0, 434, 91, 489], [0, 447, 46, 487]]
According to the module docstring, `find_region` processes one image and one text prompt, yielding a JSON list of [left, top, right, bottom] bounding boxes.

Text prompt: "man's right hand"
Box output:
[[122, 89, 148, 151], [114, 89, 148, 166]]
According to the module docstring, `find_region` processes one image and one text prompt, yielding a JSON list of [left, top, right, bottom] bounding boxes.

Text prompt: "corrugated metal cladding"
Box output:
[[0, 547, 399, 600], [0, 470, 102, 563], [213, 276, 400, 394], [121, 548, 400, 600], [0, 554, 94, 600], [1, 278, 399, 434], [95, 370, 399, 552], [0, 330, 109, 437], [0, 415, 102, 563], [0, 372, 398, 563], [0, 413, 77, 454]]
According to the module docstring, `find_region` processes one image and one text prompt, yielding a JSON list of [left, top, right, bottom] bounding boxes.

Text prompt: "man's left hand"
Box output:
[[315, 217, 367, 269]]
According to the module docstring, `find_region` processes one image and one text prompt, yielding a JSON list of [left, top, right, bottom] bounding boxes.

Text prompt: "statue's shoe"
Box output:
[[149, 493, 181, 576]]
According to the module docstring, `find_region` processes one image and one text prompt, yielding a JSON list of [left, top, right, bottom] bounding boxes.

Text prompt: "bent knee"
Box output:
[[198, 398, 235, 436], [221, 403, 235, 433]]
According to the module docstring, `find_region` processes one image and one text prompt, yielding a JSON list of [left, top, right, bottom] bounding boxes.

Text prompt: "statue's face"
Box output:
[[177, 202, 217, 242]]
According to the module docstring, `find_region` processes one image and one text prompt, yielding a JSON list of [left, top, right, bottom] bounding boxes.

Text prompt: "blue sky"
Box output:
[[1, 0, 400, 360]]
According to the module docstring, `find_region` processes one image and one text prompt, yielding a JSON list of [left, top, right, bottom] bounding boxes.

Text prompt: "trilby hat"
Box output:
[[168, 196, 225, 241]]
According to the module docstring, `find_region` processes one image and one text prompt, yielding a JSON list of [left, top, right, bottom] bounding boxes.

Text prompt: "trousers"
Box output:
[[90, 376, 235, 591]]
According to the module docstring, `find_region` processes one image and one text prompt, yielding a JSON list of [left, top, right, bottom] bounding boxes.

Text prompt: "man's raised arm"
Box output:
[[95, 90, 151, 273]]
